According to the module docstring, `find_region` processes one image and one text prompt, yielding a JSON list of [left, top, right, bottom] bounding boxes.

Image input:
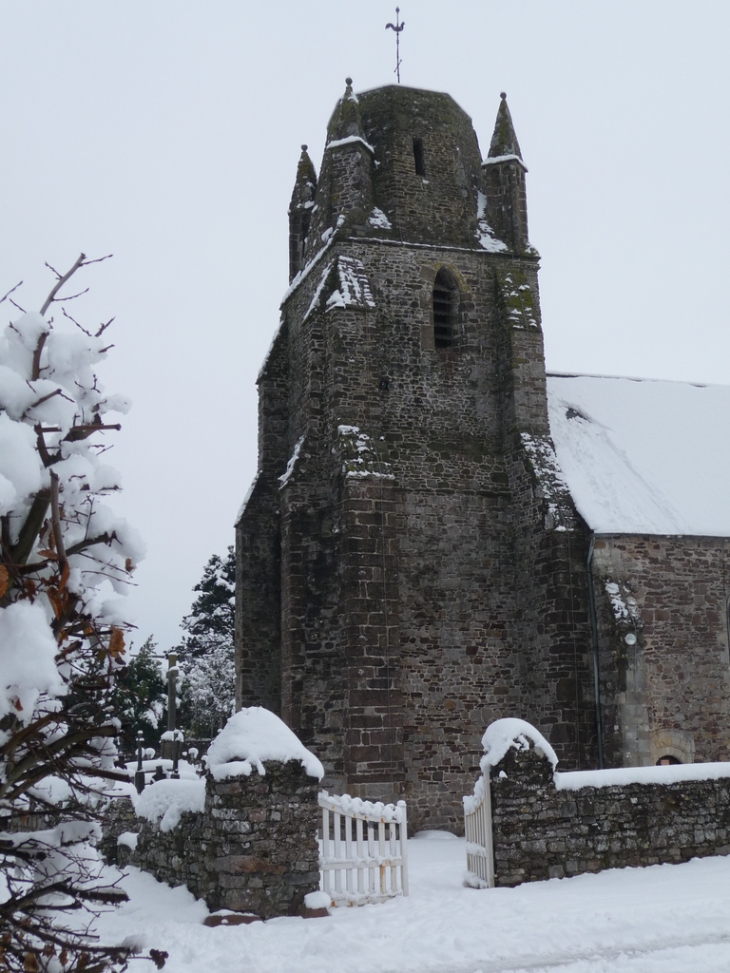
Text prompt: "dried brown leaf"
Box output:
[[23, 952, 39, 973], [108, 626, 125, 659]]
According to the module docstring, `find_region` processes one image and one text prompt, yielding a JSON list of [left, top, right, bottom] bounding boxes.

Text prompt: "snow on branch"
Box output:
[[0, 256, 160, 973]]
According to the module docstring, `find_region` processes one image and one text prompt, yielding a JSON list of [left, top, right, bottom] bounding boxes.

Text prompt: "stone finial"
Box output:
[[290, 145, 317, 208], [327, 77, 363, 142], [488, 92, 523, 162], [288, 144, 318, 280]]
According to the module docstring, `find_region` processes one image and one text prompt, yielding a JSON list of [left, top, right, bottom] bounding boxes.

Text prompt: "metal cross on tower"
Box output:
[[385, 7, 404, 84]]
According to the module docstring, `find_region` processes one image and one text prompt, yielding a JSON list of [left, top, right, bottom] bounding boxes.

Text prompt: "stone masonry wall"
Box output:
[[592, 535, 730, 769], [130, 761, 320, 919], [489, 738, 730, 887]]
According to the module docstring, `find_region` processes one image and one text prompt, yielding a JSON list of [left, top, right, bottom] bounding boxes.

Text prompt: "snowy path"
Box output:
[[94, 835, 730, 973]]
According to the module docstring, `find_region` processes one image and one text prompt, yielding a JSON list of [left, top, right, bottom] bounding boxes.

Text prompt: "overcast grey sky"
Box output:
[[2, 2, 728, 652]]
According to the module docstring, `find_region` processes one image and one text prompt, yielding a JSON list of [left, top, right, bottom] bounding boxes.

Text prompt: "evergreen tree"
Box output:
[[111, 636, 167, 752], [176, 546, 235, 737]]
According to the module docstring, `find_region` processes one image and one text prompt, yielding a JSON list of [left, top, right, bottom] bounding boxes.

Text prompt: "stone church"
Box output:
[[235, 79, 730, 831]]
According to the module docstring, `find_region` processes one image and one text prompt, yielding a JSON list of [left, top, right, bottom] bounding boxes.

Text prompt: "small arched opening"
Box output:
[[656, 755, 681, 766], [432, 268, 459, 349]]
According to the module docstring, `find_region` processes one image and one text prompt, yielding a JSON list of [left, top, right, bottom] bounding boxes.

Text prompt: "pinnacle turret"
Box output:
[[326, 77, 365, 144], [288, 145, 318, 281], [488, 92, 524, 163], [290, 144, 317, 206], [483, 92, 529, 252]]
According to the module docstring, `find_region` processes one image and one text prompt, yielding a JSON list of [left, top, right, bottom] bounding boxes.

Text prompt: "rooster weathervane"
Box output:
[[386, 7, 405, 84]]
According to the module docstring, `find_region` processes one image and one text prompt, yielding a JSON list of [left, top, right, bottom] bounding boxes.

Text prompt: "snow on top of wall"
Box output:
[[480, 718, 558, 773], [556, 761, 730, 792], [547, 374, 730, 536], [482, 153, 527, 170], [135, 778, 205, 832], [326, 134, 375, 154], [205, 707, 324, 781]]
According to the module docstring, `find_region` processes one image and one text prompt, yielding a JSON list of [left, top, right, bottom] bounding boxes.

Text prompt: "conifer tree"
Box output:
[[111, 636, 167, 752], [176, 547, 235, 737]]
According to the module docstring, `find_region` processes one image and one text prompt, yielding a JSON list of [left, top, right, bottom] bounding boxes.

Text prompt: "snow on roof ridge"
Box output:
[[546, 370, 718, 388]]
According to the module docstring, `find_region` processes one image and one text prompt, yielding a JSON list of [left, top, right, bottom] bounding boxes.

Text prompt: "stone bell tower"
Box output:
[[236, 80, 596, 831]]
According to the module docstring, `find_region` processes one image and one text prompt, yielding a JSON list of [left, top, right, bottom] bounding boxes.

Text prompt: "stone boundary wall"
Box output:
[[113, 760, 320, 918], [489, 743, 730, 887]]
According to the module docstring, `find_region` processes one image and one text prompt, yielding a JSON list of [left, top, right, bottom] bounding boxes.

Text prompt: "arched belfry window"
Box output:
[[433, 268, 458, 349]]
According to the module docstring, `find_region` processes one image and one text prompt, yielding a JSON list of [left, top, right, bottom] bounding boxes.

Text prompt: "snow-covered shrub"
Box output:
[[0, 256, 163, 973]]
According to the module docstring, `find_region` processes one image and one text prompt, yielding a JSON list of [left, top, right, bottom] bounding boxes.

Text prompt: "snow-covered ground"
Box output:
[[96, 833, 730, 973]]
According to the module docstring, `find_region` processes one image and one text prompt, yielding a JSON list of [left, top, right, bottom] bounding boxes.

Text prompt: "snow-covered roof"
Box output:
[[547, 374, 730, 537]]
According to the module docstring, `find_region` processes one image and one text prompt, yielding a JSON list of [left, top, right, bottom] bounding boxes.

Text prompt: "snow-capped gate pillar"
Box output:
[[131, 708, 325, 919], [469, 717, 730, 888]]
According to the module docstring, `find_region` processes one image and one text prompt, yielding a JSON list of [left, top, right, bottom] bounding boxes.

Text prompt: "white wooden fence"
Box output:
[[318, 791, 409, 905], [463, 775, 494, 888]]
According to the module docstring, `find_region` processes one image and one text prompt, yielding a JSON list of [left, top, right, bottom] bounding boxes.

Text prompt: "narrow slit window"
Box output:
[[413, 137, 426, 176], [433, 268, 458, 349]]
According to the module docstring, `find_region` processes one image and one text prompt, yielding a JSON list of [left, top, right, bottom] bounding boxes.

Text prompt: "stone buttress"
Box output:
[[236, 82, 596, 831]]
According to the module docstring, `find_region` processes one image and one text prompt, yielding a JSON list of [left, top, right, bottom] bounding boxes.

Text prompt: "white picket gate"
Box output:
[[318, 791, 409, 905], [463, 775, 494, 888]]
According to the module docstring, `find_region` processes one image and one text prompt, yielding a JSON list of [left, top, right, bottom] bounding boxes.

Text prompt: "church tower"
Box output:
[[236, 81, 597, 831]]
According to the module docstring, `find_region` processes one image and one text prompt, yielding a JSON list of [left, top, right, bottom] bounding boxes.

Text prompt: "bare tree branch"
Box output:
[[49, 471, 67, 561], [61, 305, 91, 335], [31, 330, 49, 381], [0, 280, 23, 305], [54, 287, 90, 303], [62, 422, 122, 443], [82, 253, 113, 266], [95, 317, 114, 337], [40, 253, 86, 316], [7, 490, 50, 566]]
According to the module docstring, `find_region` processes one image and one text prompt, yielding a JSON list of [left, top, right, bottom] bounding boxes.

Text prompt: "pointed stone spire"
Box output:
[[327, 77, 365, 143], [488, 92, 524, 162], [288, 145, 318, 281], [307, 78, 374, 238], [290, 144, 317, 212], [483, 92, 529, 252]]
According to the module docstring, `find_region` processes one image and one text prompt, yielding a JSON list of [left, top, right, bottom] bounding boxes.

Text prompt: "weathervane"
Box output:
[[385, 7, 404, 84]]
